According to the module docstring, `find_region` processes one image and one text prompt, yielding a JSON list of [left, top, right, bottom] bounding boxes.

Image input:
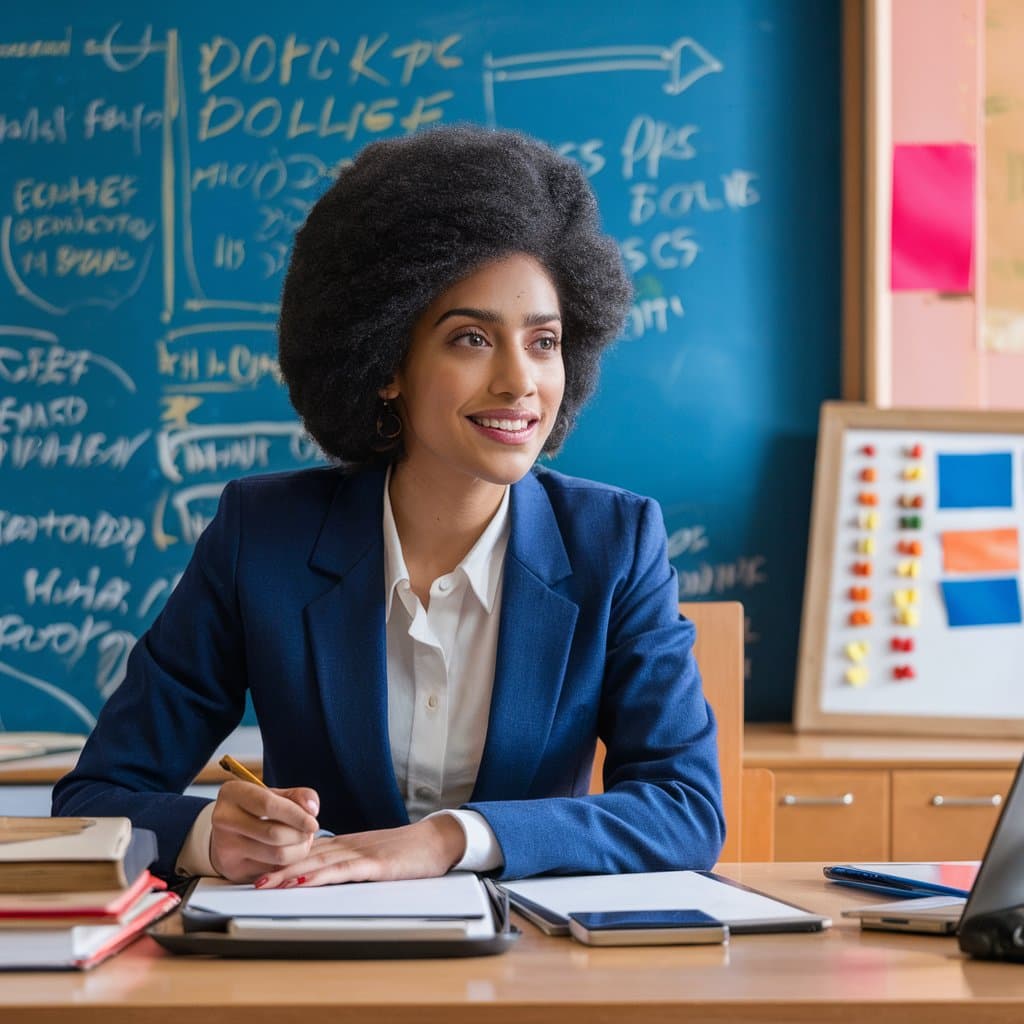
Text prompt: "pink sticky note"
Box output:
[[891, 144, 975, 292]]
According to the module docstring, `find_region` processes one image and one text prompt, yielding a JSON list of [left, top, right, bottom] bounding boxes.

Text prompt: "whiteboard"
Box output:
[[796, 403, 1024, 736]]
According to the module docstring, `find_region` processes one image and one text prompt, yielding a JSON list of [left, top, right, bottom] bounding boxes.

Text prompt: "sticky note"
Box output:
[[891, 143, 975, 292], [941, 578, 1022, 628], [942, 528, 1019, 573], [937, 452, 1013, 509]]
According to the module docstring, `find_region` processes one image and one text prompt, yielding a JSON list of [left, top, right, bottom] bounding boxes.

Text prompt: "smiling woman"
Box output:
[[52, 124, 725, 889]]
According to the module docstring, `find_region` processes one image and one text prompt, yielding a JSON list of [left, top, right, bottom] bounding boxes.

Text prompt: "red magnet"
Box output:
[[890, 637, 915, 652], [851, 562, 872, 576]]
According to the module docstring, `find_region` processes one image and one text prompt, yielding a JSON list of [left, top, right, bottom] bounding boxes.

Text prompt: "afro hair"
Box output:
[[278, 123, 632, 466]]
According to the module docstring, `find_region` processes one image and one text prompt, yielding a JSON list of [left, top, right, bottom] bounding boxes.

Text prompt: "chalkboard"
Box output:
[[0, 1, 840, 733], [796, 403, 1024, 737]]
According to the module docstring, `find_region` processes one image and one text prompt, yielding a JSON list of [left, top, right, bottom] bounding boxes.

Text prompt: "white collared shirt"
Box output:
[[177, 471, 506, 876], [382, 469, 506, 872]]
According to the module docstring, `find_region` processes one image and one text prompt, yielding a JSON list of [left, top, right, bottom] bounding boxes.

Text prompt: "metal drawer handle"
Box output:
[[780, 793, 855, 807], [930, 794, 1002, 808]]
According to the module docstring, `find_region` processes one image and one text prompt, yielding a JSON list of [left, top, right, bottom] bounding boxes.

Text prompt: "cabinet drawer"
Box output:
[[891, 770, 1015, 860], [774, 770, 889, 861]]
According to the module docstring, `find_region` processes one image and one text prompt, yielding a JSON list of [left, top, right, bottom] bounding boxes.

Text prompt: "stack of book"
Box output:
[[0, 816, 179, 970]]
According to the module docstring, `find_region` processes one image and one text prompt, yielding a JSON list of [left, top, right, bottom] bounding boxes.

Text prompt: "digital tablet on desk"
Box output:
[[823, 863, 978, 899]]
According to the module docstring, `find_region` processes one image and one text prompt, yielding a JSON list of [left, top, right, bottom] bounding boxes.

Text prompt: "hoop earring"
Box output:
[[375, 399, 402, 443]]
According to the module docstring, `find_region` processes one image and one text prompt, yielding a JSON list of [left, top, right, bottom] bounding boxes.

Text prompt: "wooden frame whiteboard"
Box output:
[[795, 402, 1024, 737]]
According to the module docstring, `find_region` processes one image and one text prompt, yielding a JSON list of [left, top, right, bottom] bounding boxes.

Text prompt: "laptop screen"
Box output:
[[961, 753, 1024, 920]]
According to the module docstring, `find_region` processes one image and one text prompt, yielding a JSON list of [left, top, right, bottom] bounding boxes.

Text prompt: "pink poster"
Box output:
[[891, 143, 975, 292]]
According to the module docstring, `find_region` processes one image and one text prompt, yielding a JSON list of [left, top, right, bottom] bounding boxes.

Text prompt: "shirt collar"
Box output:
[[382, 465, 510, 620]]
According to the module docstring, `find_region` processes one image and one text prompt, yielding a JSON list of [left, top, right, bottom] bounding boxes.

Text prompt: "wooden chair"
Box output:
[[589, 600, 774, 862]]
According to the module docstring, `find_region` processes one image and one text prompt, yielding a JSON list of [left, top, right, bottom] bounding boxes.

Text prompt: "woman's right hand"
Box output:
[[209, 780, 321, 883]]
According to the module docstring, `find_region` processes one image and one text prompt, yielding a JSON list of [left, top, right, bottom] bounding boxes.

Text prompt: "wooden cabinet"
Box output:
[[774, 769, 889, 861], [746, 726, 1022, 861], [890, 769, 1015, 860]]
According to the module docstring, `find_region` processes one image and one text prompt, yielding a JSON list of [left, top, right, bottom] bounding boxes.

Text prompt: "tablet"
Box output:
[[823, 862, 978, 899]]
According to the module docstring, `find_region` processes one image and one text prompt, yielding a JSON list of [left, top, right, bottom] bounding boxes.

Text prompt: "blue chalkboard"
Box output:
[[0, 1, 840, 731]]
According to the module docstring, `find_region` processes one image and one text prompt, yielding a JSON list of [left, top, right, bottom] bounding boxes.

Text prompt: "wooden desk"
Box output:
[[1, 863, 1021, 1023]]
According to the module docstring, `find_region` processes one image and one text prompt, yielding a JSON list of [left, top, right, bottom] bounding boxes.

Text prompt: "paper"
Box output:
[[941, 578, 1022, 628], [501, 871, 828, 932], [937, 452, 1013, 509], [188, 871, 489, 921], [891, 143, 975, 292], [942, 528, 1019, 573]]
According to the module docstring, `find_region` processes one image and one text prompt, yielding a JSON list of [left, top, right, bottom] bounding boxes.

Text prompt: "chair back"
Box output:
[[589, 600, 746, 862]]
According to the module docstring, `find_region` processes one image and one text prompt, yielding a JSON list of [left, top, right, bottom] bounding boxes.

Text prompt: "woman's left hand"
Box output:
[[253, 815, 467, 888]]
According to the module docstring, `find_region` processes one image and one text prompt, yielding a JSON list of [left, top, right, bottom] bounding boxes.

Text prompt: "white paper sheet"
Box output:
[[188, 870, 489, 921], [502, 871, 829, 931]]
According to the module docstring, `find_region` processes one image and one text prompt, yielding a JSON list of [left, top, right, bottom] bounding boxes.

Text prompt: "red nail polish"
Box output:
[[296, 875, 307, 885], [254, 877, 267, 888]]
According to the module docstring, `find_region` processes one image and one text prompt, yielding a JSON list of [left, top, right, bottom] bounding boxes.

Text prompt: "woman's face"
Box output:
[[386, 253, 566, 491]]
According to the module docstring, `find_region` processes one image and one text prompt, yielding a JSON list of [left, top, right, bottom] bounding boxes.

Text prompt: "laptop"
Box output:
[[843, 752, 1024, 935]]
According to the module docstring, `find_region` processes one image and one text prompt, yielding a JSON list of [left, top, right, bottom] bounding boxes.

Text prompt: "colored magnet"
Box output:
[[908, 444, 924, 458], [860, 467, 877, 482], [903, 466, 926, 481], [900, 515, 923, 529], [849, 586, 871, 602], [897, 559, 921, 578], [937, 452, 1013, 509], [857, 537, 876, 555], [845, 641, 869, 662], [890, 637, 914, 652], [893, 588, 919, 609], [858, 512, 880, 530], [899, 494, 925, 508], [898, 540, 923, 556], [849, 609, 873, 626], [862, 445, 876, 457], [845, 666, 869, 686], [852, 562, 872, 576], [941, 578, 1022, 627], [893, 665, 916, 681], [942, 527, 1019, 573], [858, 492, 879, 506], [896, 608, 920, 626]]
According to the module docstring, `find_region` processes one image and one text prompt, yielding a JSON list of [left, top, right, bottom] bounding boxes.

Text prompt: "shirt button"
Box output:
[[437, 578, 451, 592], [426, 694, 439, 710], [415, 786, 433, 801]]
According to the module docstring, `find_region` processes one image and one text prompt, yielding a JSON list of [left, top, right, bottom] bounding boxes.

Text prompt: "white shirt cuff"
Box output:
[[427, 809, 504, 873], [175, 801, 218, 877]]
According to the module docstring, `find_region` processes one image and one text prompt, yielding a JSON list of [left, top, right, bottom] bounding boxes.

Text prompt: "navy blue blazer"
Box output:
[[53, 466, 724, 880]]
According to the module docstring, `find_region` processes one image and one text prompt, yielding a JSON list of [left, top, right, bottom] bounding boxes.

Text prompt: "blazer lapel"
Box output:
[[472, 471, 579, 800], [305, 469, 408, 828]]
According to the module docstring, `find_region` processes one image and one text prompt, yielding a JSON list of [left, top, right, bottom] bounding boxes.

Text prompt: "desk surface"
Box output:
[[0, 863, 1020, 1024]]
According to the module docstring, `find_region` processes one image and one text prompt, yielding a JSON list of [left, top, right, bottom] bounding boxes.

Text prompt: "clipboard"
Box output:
[[148, 877, 519, 959], [500, 870, 830, 935]]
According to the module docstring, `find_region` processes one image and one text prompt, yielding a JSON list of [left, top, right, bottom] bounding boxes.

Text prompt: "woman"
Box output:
[[53, 125, 724, 887]]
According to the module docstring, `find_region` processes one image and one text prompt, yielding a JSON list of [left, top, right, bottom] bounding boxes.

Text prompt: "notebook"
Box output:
[[843, 752, 1024, 935]]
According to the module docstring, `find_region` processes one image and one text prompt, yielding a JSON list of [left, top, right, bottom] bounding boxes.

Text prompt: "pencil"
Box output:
[[218, 754, 266, 787]]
